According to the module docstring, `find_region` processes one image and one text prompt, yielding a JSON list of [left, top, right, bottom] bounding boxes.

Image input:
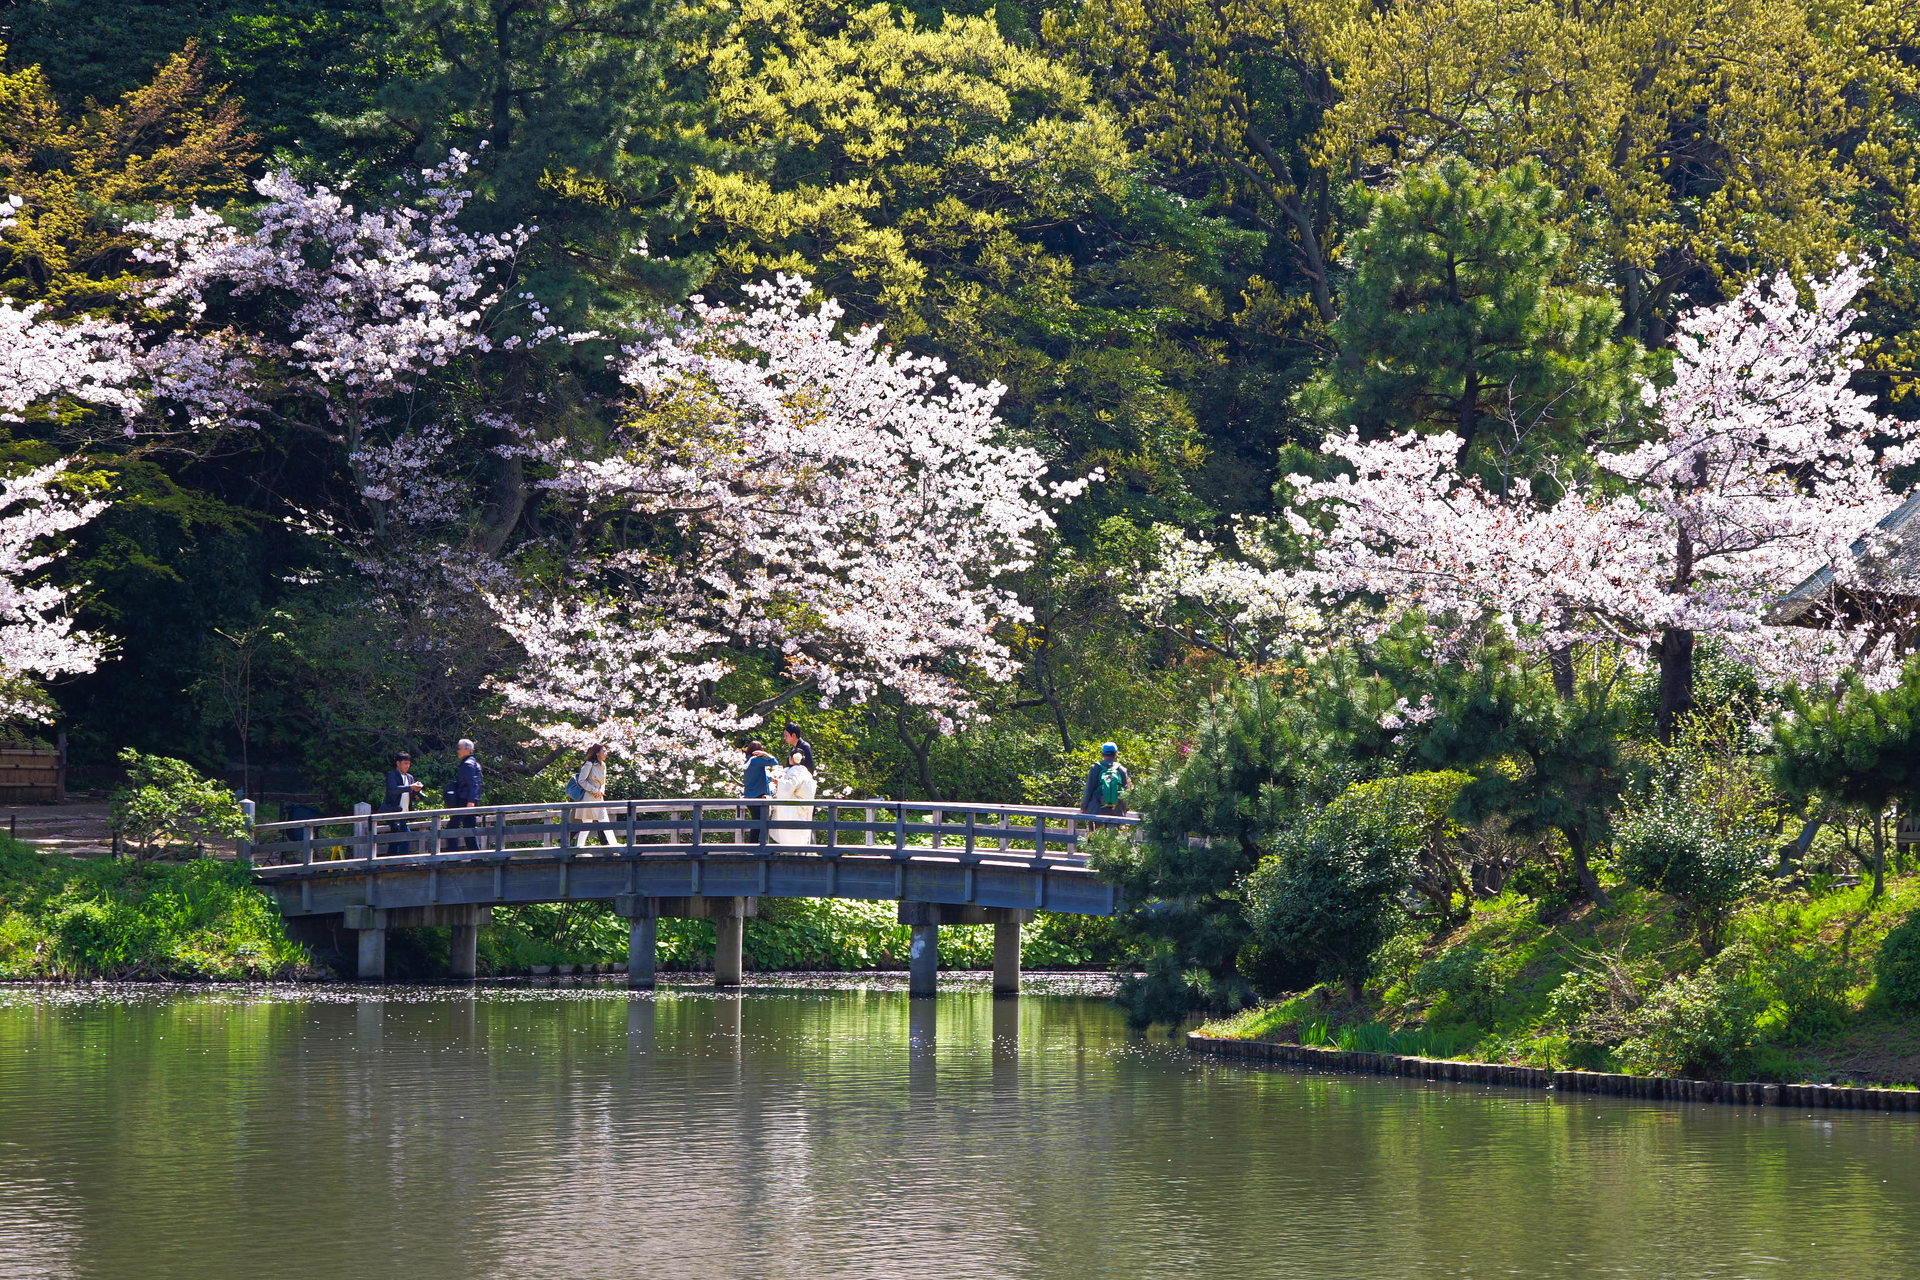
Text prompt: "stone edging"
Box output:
[[1186, 1033, 1920, 1112]]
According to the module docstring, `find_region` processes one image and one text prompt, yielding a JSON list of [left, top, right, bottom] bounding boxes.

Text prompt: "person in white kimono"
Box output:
[[769, 751, 817, 846], [572, 743, 610, 846]]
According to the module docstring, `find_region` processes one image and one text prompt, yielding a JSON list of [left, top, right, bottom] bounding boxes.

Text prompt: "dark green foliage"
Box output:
[[1615, 789, 1768, 950], [1244, 811, 1415, 1000], [374, 0, 717, 323], [1299, 158, 1649, 488], [1773, 657, 1920, 895], [1874, 916, 1920, 1010], [1095, 657, 1407, 1025], [1419, 637, 1625, 902]]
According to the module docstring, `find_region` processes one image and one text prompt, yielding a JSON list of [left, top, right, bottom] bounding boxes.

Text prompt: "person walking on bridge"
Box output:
[[1081, 742, 1131, 817], [743, 740, 775, 833], [449, 739, 483, 850], [770, 749, 817, 846], [380, 750, 423, 856], [569, 743, 610, 846], [782, 721, 815, 773]]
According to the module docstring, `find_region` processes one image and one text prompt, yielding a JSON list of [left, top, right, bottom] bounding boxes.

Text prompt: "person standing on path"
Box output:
[[570, 743, 610, 846], [1080, 742, 1131, 816], [380, 751, 423, 856], [450, 738, 483, 850], [782, 721, 815, 774]]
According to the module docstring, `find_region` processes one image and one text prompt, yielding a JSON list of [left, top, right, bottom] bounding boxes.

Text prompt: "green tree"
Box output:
[[1245, 806, 1416, 1001], [1772, 658, 1920, 897], [686, 1, 1253, 519], [1418, 637, 1626, 903], [1298, 159, 1647, 487], [374, 0, 717, 322], [1093, 654, 1406, 1024]]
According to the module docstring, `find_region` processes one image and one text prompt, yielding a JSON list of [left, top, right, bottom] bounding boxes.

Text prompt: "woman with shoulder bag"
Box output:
[[568, 744, 611, 847]]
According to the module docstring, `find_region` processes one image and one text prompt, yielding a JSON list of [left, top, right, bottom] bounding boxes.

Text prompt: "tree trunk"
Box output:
[[1872, 809, 1887, 899], [1780, 816, 1823, 877], [1655, 626, 1694, 742], [1549, 644, 1575, 699], [1565, 827, 1610, 906]]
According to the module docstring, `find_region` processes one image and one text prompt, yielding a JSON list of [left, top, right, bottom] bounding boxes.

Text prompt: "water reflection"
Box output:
[[0, 979, 1918, 1280]]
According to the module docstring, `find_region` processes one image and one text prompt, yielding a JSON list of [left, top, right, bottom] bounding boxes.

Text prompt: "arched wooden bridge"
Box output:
[[245, 798, 1137, 993]]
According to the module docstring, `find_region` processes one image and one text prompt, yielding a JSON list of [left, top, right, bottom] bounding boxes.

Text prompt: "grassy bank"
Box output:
[[1201, 871, 1920, 1087], [0, 837, 311, 979]]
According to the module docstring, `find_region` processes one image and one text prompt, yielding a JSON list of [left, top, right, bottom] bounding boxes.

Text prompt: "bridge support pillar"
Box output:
[[449, 919, 479, 980], [344, 905, 386, 981], [993, 920, 1022, 996], [908, 924, 939, 997], [615, 894, 659, 989], [714, 902, 746, 989]]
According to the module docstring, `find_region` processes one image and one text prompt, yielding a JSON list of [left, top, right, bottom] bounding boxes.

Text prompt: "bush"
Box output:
[[1410, 943, 1506, 1024], [1762, 944, 1852, 1042], [1615, 788, 1767, 948], [1874, 916, 1920, 1010], [109, 749, 249, 859], [1246, 815, 1414, 999], [1614, 947, 1766, 1077]]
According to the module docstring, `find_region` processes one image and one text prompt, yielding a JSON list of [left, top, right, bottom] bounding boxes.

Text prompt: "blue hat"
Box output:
[[1101, 742, 1118, 756]]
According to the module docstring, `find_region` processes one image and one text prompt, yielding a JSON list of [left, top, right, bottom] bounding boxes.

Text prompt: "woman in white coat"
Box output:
[[769, 751, 817, 846], [572, 743, 610, 846]]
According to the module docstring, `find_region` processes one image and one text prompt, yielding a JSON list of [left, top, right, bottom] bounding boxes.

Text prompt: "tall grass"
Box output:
[[0, 836, 308, 979]]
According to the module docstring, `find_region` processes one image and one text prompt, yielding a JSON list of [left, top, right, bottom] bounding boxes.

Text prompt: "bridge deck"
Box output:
[[245, 799, 1135, 986]]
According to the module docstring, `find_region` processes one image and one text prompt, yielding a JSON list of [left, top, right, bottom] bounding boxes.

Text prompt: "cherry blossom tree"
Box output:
[[494, 278, 1088, 783], [0, 462, 108, 722], [1289, 258, 1913, 736]]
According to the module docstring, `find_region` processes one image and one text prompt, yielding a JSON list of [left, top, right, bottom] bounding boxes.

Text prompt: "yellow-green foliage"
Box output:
[[0, 837, 308, 979]]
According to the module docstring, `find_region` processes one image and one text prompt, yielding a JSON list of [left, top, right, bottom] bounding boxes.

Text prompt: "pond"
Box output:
[[0, 977, 1916, 1279]]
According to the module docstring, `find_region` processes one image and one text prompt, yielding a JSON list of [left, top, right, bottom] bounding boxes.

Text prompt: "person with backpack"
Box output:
[[1080, 742, 1132, 816], [566, 743, 610, 846]]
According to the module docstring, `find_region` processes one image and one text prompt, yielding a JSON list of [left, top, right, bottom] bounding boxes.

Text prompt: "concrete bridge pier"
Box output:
[[615, 894, 659, 989], [900, 904, 1034, 998], [341, 904, 491, 981], [993, 920, 1023, 996]]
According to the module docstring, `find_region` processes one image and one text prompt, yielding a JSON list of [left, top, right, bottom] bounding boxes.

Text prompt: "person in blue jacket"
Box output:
[[380, 750, 423, 856], [1080, 742, 1131, 816], [449, 738, 483, 850]]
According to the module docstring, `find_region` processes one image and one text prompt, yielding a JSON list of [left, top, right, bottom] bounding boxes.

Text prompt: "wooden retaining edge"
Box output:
[[1185, 1034, 1920, 1113]]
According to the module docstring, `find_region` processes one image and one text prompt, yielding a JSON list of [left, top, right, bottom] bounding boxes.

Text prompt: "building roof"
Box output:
[[1772, 493, 1920, 627]]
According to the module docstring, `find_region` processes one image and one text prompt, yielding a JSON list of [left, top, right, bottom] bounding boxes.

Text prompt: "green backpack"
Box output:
[[1098, 762, 1126, 807]]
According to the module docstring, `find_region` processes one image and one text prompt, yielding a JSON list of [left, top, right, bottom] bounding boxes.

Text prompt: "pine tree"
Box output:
[[1773, 659, 1920, 897], [1299, 158, 1647, 491]]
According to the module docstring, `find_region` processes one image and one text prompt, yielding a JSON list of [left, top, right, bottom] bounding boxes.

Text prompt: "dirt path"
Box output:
[[0, 799, 242, 860]]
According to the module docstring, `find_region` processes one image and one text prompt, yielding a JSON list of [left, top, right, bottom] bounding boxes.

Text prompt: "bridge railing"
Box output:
[[245, 798, 1138, 872]]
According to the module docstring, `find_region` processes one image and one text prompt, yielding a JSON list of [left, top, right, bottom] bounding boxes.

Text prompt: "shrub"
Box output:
[[1615, 788, 1767, 949], [1614, 947, 1766, 1077], [110, 750, 249, 859], [1762, 944, 1852, 1042], [1874, 916, 1920, 1010], [1370, 931, 1427, 994], [1411, 943, 1506, 1024], [1246, 815, 1415, 1000]]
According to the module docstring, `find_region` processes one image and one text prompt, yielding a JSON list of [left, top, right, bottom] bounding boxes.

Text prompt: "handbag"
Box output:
[[564, 776, 586, 802]]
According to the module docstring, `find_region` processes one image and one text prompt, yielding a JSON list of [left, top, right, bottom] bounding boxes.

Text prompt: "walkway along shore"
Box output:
[[1187, 1033, 1920, 1113]]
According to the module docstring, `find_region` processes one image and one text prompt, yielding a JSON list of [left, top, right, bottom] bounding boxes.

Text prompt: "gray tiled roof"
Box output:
[[1772, 493, 1920, 625]]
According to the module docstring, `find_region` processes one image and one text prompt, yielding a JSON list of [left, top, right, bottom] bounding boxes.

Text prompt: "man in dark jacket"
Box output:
[[1081, 742, 1131, 816], [743, 740, 775, 839], [782, 721, 815, 773], [449, 738, 483, 850], [380, 751, 423, 856]]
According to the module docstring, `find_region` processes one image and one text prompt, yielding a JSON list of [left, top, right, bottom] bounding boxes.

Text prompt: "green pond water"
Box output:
[[0, 977, 1916, 1279]]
